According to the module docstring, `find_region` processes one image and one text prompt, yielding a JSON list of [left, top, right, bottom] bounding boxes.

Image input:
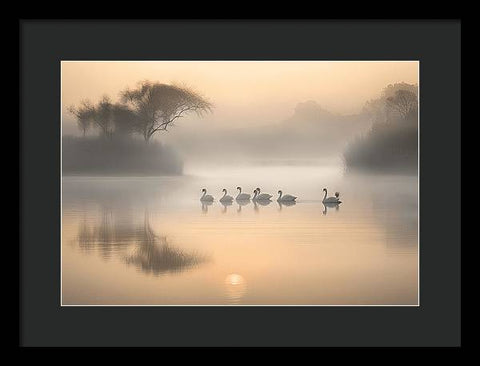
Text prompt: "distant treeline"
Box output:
[[343, 83, 418, 174], [62, 136, 183, 176], [168, 100, 371, 162]]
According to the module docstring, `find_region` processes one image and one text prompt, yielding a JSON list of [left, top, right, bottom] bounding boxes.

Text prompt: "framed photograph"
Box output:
[[20, 19, 461, 347]]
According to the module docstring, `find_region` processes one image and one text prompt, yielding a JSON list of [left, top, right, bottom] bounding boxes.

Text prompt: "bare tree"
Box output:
[[93, 96, 116, 138], [381, 83, 418, 99], [386, 90, 418, 120], [362, 83, 418, 124], [121, 81, 212, 142], [111, 103, 137, 137], [68, 100, 95, 136], [69, 96, 117, 138]]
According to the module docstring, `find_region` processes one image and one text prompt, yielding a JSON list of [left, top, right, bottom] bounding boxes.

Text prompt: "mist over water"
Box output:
[[61, 61, 419, 305], [62, 163, 418, 305]]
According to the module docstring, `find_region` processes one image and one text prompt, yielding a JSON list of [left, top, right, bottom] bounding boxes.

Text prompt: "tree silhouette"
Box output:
[[69, 96, 116, 138], [69, 81, 213, 141], [386, 90, 418, 120], [69, 97, 140, 138], [94, 96, 116, 138], [362, 83, 418, 124], [111, 103, 137, 137], [121, 81, 212, 142], [68, 100, 95, 136]]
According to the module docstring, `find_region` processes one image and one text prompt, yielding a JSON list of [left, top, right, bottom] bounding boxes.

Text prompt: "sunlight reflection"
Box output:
[[224, 273, 247, 304]]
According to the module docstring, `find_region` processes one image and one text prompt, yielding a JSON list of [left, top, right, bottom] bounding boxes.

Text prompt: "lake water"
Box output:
[[61, 163, 418, 305]]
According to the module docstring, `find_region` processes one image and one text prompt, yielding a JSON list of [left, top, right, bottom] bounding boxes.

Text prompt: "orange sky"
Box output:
[[62, 61, 418, 130]]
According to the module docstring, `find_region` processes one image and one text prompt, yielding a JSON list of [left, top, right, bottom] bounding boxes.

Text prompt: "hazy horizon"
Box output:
[[62, 61, 418, 136]]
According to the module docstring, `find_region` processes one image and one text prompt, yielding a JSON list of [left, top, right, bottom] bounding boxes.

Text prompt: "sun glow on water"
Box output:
[[224, 274, 247, 304], [225, 273, 244, 286]]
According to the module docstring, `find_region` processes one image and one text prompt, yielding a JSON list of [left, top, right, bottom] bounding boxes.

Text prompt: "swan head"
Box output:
[[253, 189, 257, 194], [202, 188, 206, 193], [256, 187, 261, 192], [222, 188, 227, 193], [278, 190, 282, 195], [236, 186, 241, 191], [323, 188, 327, 192]]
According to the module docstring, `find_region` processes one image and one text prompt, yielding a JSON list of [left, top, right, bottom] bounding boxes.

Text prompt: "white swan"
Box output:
[[200, 188, 214, 202], [322, 188, 341, 203], [254, 187, 273, 201], [219, 188, 234, 203], [236, 186, 251, 200], [277, 190, 297, 202]]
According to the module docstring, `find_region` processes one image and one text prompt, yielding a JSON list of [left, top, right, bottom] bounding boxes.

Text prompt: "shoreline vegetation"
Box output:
[[63, 80, 418, 176], [62, 136, 183, 176], [64, 81, 211, 176], [344, 83, 418, 174]]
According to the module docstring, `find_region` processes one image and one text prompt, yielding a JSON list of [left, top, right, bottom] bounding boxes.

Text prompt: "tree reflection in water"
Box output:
[[76, 210, 208, 275], [126, 212, 207, 275], [76, 209, 133, 259]]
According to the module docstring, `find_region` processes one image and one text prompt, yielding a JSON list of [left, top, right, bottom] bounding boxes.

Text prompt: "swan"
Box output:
[[236, 186, 251, 201], [322, 188, 341, 203], [277, 190, 297, 202], [219, 188, 234, 203], [200, 188, 214, 202], [254, 187, 273, 201]]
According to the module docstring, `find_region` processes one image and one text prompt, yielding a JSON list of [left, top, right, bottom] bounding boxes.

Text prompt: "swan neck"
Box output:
[[202, 191, 206, 198], [323, 190, 327, 201], [278, 191, 282, 199], [222, 191, 226, 198]]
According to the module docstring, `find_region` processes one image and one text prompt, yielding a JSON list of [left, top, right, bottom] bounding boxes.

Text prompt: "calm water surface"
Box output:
[[62, 164, 418, 305]]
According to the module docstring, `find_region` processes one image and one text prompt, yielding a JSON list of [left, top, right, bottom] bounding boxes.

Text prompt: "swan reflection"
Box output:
[[201, 201, 213, 213], [220, 200, 233, 213], [277, 200, 297, 210], [253, 200, 271, 212], [322, 202, 340, 215], [236, 199, 250, 213], [255, 199, 271, 206]]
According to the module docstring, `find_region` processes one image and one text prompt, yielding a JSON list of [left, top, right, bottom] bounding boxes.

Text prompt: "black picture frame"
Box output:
[[19, 19, 461, 347]]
